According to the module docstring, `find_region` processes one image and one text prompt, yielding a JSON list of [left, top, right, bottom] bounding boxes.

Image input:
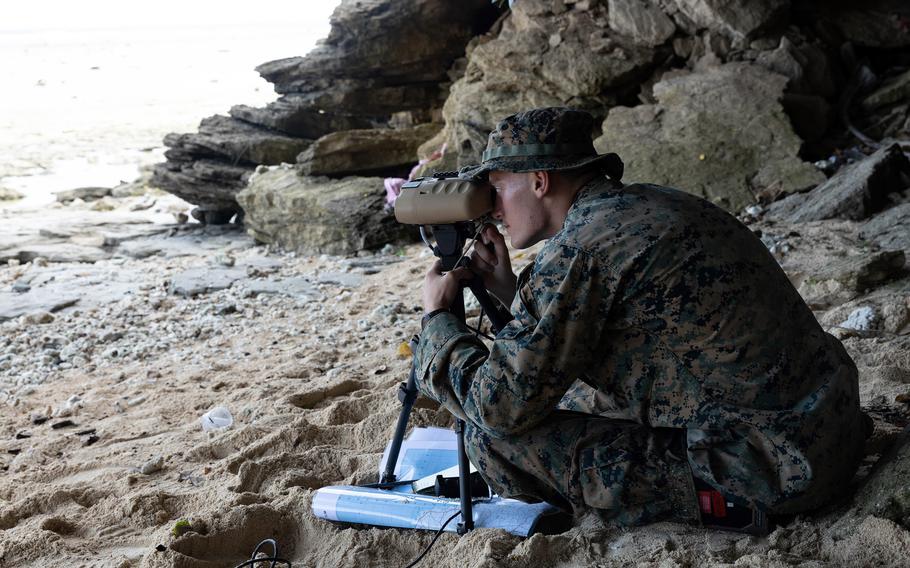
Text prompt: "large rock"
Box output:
[[766, 144, 910, 223], [152, 159, 251, 217], [796, 250, 906, 306], [151, 116, 312, 217], [671, 0, 789, 46], [162, 115, 311, 166], [257, 0, 496, 95], [425, 0, 662, 172], [154, 0, 498, 219], [229, 96, 376, 140], [0, 291, 79, 322], [240, 0, 498, 137], [297, 123, 440, 177], [754, 33, 836, 98], [608, 0, 676, 47], [236, 166, 412, 255], [862, 69, 910, 111], [860, 203, 910, 253], [595, 62, 823, 211]]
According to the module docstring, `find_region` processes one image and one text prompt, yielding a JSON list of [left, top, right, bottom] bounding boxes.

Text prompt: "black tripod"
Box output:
[[380, 222, 512, 534]]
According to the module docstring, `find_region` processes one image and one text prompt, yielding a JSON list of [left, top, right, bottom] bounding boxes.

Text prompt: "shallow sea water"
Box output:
[[0, 19, 331, 209]]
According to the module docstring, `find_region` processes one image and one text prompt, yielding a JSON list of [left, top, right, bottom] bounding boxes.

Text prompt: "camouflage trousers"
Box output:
[[464, 411, 700, 525]]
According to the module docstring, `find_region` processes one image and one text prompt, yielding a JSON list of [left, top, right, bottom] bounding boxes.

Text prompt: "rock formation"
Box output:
[[595, 62, 824, 210], [154, 0, 910, 256], [236, 166, 413, 255], [153, 0, 499, 224]]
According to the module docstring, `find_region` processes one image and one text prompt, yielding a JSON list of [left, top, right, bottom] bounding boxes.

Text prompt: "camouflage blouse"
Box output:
[[416, 177, 864, 512]]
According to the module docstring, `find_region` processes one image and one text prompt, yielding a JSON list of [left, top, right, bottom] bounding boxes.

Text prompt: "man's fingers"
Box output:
[[481, 225, 509, 258], [448, 266, 475, 281], [425, 259, 444, 277], [470, 254, 494, 274], [472, 242, 497, 268], [481, 224, 503, 243]]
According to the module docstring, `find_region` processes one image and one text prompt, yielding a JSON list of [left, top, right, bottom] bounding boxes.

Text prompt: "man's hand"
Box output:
[[422, 260, 473, 313], [470, 224, 517, 305]]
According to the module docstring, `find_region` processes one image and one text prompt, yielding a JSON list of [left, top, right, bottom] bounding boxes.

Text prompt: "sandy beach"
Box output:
[[2, 2, 910, 567]]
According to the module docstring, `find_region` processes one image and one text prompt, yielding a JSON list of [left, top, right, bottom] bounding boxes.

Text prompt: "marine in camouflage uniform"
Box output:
[[415, 107, 865, 526]]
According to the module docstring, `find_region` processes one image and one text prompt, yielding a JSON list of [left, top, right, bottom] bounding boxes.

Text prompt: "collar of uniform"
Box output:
[[565, 176, 621, 224]]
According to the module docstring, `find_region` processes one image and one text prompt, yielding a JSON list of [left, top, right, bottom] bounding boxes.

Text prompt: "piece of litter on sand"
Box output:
[[840, 306, 878, 331], [200, 406, 233, 431], [396, 342, 413, 358], [140, 455, 164, 475]]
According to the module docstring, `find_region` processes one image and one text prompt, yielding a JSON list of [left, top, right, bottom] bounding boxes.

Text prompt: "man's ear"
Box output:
[[532, 171, 551, 199]]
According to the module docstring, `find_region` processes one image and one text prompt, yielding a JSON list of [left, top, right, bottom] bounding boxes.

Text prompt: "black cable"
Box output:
[[233, 557, 291, 568], [234, 539, 291, 568], [401, 510, 462, 568], [464, 324, 495, 341]]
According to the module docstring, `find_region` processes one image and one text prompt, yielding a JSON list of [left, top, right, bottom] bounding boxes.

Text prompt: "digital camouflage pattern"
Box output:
[[460, 107, 625, 182], [415, 176, 865, 525]]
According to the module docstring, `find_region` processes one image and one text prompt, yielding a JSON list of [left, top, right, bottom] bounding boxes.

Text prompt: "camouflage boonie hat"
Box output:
[[461, 107, 623, 181]]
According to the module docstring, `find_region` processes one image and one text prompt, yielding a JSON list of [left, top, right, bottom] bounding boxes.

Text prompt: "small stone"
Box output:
[[127, 395, 146, 407], [840, 306, 878, 331], [31, 413, 49, 425], [129, 198, 156, 211], [100, 330, 124, 343], [90, 197, 117, 211], [24, 311, 55, 325], [215, 304, 238, 316], [59, 343, 81, 361], [103, 346, 121, 359], [829, 326, 861, 340], [0, 186, 24, 200], [214, 254, 235, 267], [55, 186, 110, 203], [11, 281, 31, 293], [140, 455, 164, 475]]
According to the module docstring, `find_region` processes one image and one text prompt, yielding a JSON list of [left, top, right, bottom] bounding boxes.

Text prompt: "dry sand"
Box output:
[[0, 198, 909, 567]]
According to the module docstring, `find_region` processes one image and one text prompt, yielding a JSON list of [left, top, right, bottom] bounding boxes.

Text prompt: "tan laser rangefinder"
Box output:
[[394, 174, 493, 225]]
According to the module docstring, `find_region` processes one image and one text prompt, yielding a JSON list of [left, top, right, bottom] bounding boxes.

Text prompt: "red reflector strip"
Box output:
[[711, 492, 727, 518], [698, 491, 713, 513], [697, 490, 728, 517]]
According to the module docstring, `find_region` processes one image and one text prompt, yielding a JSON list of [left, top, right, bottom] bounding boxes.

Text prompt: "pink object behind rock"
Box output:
[[383, 144, 447, 208]]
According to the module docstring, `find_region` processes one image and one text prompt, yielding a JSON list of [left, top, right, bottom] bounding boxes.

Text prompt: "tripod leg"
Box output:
[[456, 419, 474, 534], [380, 338, 420, 485]]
